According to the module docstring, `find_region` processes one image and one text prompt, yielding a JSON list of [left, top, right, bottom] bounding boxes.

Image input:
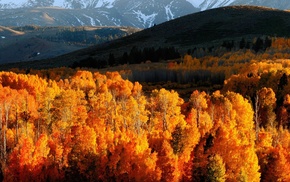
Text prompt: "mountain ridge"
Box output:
[[1, 0, 290, 28]]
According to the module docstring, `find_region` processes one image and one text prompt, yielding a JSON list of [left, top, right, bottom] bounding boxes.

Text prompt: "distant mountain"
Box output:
[[1, 0, 290, 28], [0, 1, 196, 28], [2, 5, 290, 70]]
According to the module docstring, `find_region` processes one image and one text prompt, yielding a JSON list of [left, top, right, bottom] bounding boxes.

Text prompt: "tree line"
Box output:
[[71, 46, 180, 68]]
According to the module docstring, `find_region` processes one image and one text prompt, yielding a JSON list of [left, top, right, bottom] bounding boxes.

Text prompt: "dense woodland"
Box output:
[[1, 37, 290, 181]]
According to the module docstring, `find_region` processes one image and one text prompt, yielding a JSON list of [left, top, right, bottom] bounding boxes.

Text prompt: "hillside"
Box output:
[[0, 25, 140, 64], [2, 5, 290, 70]]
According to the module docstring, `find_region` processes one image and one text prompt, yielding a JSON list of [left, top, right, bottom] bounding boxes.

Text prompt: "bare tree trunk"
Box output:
[[4, 102, 10, 163], [162, 105, 168, 131], [197, 109, 200, 127], [15, 106, 18, 143], [255, 94, 260, 140]]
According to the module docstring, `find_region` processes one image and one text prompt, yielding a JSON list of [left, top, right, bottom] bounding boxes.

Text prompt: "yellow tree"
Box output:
[[207, 92, 260, 181], [189, 90, 212, 136], [52, 88, 87, 130], [70, 70, 96, 97], [37, 87, 58, 133], [148, 89, 193, 181]]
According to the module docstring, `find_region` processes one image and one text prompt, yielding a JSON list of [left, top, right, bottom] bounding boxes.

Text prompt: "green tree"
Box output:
[[206, 154, 226, 182]]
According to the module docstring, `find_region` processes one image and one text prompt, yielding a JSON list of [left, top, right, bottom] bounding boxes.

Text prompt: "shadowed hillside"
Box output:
[[0, 25, 140, 64]]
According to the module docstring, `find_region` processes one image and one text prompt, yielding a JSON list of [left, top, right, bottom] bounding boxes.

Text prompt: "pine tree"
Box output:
[[206, 154, 226, 182]]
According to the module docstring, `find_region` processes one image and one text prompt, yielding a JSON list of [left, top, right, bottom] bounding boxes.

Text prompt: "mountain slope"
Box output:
[[2, 5, 290, 70], [0, 7, 133, 27], [0, 0, 198, 28], [0, 25, 140, 64], [1, 0, 290, 28], [113, 0, 196, 27]]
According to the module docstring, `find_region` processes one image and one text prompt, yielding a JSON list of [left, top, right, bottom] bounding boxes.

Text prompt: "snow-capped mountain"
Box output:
[[2, 0, 290, 10], [112, 0, 196, 27], [0, 0, 197, 28], [1, 0, 290, 28]]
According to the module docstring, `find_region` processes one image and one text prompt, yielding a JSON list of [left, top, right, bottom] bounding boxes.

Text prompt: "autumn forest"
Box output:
[[1, 37, 290, 181]]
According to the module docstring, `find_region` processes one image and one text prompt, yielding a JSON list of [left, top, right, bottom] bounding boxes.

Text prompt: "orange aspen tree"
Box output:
[[148, 89, 192, 181], [207, 92, 260, 181]]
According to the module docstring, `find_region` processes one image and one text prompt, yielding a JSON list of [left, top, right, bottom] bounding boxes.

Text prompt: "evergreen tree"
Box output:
[[252, 37, 264, 52], [206, 154, 226, 182], [108, 53, 116, 66], [239, 38, 246, 49]]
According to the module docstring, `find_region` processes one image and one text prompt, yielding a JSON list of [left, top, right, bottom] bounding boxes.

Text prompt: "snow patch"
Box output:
[[129, 2, 142, 11], [133, 10, 158, 28], [210, 0, 235, 9], [165, 2, 175, 21], [74, 16, 85, 26], [186, 0, 235, 10], [83, 14, 97, 26]]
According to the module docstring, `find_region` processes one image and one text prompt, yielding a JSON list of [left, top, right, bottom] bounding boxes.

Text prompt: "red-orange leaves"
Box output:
[[1, 69, 289, 181]]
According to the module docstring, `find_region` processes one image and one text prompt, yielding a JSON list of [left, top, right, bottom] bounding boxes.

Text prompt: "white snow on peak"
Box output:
[[186, 0, 235, 10], [185, 0, 204, 8]]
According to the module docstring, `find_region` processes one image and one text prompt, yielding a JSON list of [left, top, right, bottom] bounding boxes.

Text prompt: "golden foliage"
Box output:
[[1, 60, 290, 181]]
